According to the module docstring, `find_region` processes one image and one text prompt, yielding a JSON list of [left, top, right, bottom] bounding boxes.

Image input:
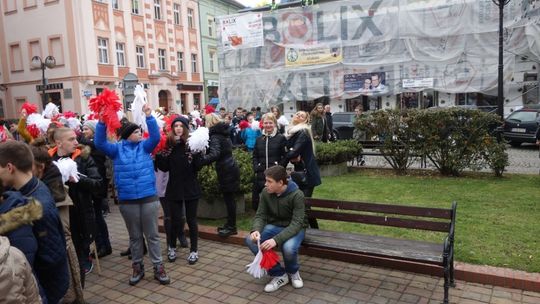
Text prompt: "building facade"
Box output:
[[198, 0, 243, 106], [0, 0, 204, 118]]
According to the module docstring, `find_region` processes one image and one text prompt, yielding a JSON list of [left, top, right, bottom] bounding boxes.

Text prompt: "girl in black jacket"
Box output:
[[252, 113, 287, 211], [156, 116, 202, 265], [201, 114, 240, 237]]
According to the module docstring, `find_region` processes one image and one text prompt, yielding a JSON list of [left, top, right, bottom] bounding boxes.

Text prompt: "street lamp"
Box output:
[[491, 0, 511, 119], [31, 55, 56, 108]]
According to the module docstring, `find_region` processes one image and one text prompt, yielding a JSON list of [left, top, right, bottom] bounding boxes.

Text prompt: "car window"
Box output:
[[507, 111, 539, 122], [333, 114, 352, 123]]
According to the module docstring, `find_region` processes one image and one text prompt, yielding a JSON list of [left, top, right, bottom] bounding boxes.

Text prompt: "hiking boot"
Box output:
[[153, 264, 170, 285], [97, 247, 112, 258], [290, 271, 303, 289], [129, 263, 144, 286], [218, 225, 237, 237], [167, 247, 177, 262], [187, 251, 198, 265], [264, 273, 289, 292]]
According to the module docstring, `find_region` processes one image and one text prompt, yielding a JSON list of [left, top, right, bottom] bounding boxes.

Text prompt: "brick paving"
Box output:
[[83, 206, 540, 304]]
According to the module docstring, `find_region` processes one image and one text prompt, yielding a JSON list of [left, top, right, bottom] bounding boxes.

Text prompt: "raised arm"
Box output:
[[94, 122, 118, 158], [142, 105, 160, 153]]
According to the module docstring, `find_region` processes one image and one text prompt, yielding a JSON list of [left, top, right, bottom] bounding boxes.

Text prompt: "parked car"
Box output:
[[331, 112, 356, 140], [502, 105, 540, 147]]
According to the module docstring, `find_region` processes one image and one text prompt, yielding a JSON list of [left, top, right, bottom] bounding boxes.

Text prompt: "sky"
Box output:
[[236, 0, 281, 8]]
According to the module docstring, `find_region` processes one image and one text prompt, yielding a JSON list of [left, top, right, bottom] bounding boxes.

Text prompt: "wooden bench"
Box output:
[[303, 198, 457, 304]]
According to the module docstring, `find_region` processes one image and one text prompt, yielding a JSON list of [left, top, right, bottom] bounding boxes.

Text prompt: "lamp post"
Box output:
[[31, 55, 56, 108], [491, 0, 511, 119]]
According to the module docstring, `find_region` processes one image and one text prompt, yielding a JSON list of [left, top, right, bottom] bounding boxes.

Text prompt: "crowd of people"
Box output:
[[0, 99, 340, 303]]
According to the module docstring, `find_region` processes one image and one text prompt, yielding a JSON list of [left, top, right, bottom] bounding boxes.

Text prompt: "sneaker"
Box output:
[[264, 273, 289, 292], [153, 264, 170, 285], [83, 261, 93, 275], [167, 247, 177, 262], [129, 263, 144, 286], [187, 251, 198, 265], [218, 225, 237, 237], [290, 271, 303, 289]]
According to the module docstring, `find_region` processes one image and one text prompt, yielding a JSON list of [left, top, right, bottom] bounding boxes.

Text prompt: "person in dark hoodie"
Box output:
[[201, 113, 241, 237], [0, 140, 69, 304], [156, 116, 202, 264], [49, 127, 102, 281], [246, 165, 307, 293]]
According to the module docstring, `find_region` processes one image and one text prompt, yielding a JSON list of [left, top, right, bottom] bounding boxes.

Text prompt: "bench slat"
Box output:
[[304, 229, 443, 264], [308, 210, 450, 232], [307, 198, 452, 219]]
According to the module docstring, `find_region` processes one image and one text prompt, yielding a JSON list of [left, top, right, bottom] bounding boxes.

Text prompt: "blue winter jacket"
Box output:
[[18, 176, 68, 304], [0, 191, 38, 266], [94, 116, 160, 201], [241, 127, 261, 151]]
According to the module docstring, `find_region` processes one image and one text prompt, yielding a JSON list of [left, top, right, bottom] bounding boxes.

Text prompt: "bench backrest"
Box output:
[[306, 198, 457, 234]]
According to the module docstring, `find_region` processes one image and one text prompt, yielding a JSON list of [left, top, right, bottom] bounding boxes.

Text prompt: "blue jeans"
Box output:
[[245, 224, 305, 277]]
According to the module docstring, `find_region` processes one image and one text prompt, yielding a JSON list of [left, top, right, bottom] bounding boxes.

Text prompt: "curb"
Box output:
[[179, 224, 540, 293]]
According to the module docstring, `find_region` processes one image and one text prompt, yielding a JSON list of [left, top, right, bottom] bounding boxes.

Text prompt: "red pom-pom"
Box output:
[[204, 104, 215, 114], [239, 120, 250, 130], [21, 102, 38, 115], [152, 132, 168, 155], [260, 250, 280, 270], [89, 89, 122, 136], [63, 111, 76, 118], [27, 124, 40, 138], [87, 113, 99, 121], [259, 120, 263, 130]]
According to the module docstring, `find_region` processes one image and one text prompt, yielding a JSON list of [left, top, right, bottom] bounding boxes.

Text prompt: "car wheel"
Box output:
[[509, 141, 522, 147]]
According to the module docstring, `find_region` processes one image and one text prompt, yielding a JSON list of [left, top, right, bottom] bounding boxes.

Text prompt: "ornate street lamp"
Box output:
[[31, 55, 56, 107], [491, 0, 511, 119]]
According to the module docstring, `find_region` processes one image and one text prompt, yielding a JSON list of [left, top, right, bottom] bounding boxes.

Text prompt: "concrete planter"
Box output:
[[319, 162, 349, 177], [198, 194, 246, 219]]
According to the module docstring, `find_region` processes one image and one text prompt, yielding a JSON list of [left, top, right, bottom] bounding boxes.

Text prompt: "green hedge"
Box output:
[[316, 140, 362, 165]]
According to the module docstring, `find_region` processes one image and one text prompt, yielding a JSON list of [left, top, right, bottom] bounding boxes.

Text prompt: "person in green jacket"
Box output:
[[245, 165, 308, 293]]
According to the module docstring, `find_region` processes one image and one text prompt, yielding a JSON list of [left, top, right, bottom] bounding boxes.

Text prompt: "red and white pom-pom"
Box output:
[[89, 89, 123, 136], [27, 124, 40, 138], [43, 102, 60, 119], [27, 113, 51, 134], [204, 104, 215, 114], [163, 114, 179, 133], [152, 132, 168, 156], [246, 240, 266, 279], [0, 125, 9, 143], [62, 111, 77, 119], [260, 249, 280, 271], [53, 158, 79, 183], [66, 117, 81, 130], [21, 102, 38, 115], [251, 120, 261, 131], [187, 127, 209, 153], [239, 120, 250, 130]]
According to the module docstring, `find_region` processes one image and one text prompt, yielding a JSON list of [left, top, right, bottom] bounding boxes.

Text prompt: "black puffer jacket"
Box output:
[[78, 135, 108, 198], [286, 126, 321, 188], [156, 140, 202, 201], [252, 131, 287, 188], [201, 122, 240, 193]]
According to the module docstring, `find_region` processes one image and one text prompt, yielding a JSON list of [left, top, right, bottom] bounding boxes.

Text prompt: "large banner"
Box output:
[[216, 0, 540, 109]]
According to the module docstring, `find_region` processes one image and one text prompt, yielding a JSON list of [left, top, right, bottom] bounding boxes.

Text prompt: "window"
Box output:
[[177, 51, 184, 72], [112, 0, 119, 9], [207, 16, 214, 37], [209, 50, 216, 73], [4, 0, 16, 13], [173, 3, 180, 25], [24, 0, 37, 9], [0, 99, 4, 118], [29, 40, 41, 62], [9, 43, 23, 72], [191, 54, 197, 73], [131, 0, 139, 14], [49, 37, 64, 65], [158, 48, 166, 70], [116, 42, 125, 66], [154, 0, 161, 20], [97, 38, 109, 64], [136, 46, 145, 68], [187, 8, 194, 28]]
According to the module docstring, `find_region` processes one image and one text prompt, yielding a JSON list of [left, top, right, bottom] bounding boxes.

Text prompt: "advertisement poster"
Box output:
[[285, 46, 342, 67], [344, 73, 388, 94], [402, 78, 434, 88], [220, 13, 264, 50]]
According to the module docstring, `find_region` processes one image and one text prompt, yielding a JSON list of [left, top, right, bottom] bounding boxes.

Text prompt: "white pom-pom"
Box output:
[[246, 240, 266, 279], [43, 102, 59, 119], [66, 117, 81, 130], [53, 158, 79, 183], [251, 120, 260, 131], [117, 110, 124, 121], [187, 127, 209, 153], [27, 113, 51, 133], [152, 111, 165, 130], [277, 115, 289, 127], [190, 110, 201, 119], [132, 84, 147, 131]]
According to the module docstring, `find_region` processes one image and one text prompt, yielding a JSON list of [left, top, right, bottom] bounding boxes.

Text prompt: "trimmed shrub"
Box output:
[[316, 140, 362, 165]]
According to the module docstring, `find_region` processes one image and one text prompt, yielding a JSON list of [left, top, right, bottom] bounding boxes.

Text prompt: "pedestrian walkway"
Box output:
[[84, 206, 540, 304]]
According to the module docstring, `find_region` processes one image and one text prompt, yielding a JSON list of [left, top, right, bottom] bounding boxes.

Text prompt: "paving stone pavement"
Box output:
[[355, 144, 540, 175], [83, 206, 540, 304]]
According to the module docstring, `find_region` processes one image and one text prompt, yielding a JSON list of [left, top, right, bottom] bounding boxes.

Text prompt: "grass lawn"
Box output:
[[200, 169, 540, 273]]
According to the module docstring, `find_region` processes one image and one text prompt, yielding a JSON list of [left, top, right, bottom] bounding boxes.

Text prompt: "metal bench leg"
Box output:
[[443, 265, 450, 304], [450, 252, 456, 287]]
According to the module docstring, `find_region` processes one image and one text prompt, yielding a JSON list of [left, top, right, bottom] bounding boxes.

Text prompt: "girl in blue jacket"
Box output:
[[94, 104, 170, 286]]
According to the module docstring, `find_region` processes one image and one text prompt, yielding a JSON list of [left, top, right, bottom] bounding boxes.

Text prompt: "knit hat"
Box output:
[[117, 120, 140, 140], [83, 120, 97, 133], [171, 115, 189, 130]]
